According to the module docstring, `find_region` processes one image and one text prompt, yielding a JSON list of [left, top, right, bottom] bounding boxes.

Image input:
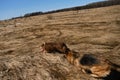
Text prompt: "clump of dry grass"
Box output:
[[0, 52, 85, 80]]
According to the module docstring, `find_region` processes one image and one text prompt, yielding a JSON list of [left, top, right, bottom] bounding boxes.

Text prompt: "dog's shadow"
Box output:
[[103, 69, 120, 80]]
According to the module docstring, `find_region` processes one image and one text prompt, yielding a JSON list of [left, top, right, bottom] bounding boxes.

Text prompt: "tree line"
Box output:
[[11, 0, 120, 19]]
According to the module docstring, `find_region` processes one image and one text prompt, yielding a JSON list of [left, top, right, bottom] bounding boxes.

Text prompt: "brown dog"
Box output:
[[76, 54, 120, 78], [65, 52, 120, 78], [40, 42, 70, 54]]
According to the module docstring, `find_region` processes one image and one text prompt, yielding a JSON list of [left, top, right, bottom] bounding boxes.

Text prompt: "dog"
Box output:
[[63, 51, 120, 79], [64, 50, 80, 65], [77, 54, 120, 79], [40, 42, 70, 54]]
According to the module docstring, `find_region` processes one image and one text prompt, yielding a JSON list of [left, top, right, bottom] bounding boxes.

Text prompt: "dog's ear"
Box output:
[[40, 42, 46, 48], [41, 42, 45, 46]]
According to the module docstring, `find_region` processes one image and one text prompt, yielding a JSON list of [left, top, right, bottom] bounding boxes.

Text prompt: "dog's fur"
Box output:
[[78, 54, 120, 78], [65, 53, 120, 78], [65, 50, 80, 66], [64, 50, 79, 65], [40, 42, 70, 54]]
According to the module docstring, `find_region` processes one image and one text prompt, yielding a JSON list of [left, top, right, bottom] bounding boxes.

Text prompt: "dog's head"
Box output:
[[40, 42, 46, 52], [64, 51, 80, 65], [64, 51, 74, 64]]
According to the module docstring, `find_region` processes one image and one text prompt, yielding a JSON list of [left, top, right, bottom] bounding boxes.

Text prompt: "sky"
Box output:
[[0, 0, 104, 20]]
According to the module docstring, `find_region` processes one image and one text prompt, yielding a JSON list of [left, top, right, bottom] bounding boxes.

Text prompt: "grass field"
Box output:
[[0, 5, 120, 80]]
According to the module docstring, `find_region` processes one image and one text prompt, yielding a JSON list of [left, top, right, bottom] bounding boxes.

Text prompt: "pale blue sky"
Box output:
[[0, 0, 104, 20]]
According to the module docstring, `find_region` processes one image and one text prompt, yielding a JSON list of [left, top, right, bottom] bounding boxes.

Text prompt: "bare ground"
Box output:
[[0, 5, 120, 80]]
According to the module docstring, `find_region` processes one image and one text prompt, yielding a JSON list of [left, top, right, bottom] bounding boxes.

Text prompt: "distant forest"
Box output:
[[11, 0, 120, 19]]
